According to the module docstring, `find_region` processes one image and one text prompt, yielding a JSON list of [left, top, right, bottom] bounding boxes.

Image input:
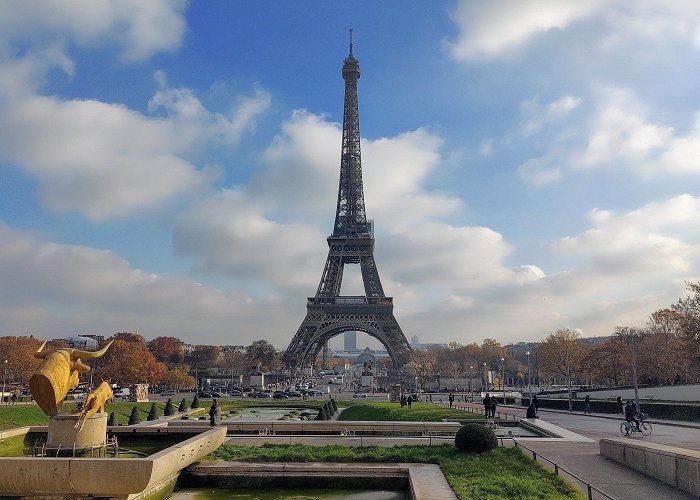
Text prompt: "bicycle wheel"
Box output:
[[620, 423, 631, 436], [640, 422, 652, 436]]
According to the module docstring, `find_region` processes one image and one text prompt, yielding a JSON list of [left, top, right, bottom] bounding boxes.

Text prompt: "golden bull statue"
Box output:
[[29, 340, 113, 416]]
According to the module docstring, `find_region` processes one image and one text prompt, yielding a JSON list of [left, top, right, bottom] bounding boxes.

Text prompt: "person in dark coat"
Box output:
[[209, 399, 221, 426], [483, 393, 491, 417], [616, 396, 623, 414], [526, 403, 537, 418], [490, 396, 497, 418], [584, 395, 592, 414], [448, 392, 454, 408]]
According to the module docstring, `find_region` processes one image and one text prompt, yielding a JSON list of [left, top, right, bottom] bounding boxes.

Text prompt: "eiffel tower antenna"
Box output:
[[284, 36, 412, 373]]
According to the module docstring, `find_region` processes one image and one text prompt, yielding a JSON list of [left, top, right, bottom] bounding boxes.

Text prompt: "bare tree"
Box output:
[[538, 328, 583, 411]]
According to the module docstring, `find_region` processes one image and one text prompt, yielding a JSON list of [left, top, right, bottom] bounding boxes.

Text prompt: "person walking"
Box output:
[[490, 395, 497, 418], [209, 399, 221, 426], [407, 395, 412, 409], [584, 395, 592, 414], [532, 394, 539, 415], [483, 393, 491, 418], [616, 395, 623, 414], [448, 392, 454, 409]]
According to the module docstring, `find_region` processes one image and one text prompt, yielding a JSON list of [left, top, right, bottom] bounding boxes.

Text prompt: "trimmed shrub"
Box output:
[[128, 406, 141, 425], [329, 398, 338, 412], [178, 398, 187, 412], [164, 398, 174, 416], [455, 423, 497, 453], [191, 394, 200, 409], [147, 403, 158, 421], [107, 412, 116, 426]]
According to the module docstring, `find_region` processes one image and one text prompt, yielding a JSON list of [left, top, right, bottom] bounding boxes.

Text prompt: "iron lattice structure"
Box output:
[[284, 38, 412, 371]]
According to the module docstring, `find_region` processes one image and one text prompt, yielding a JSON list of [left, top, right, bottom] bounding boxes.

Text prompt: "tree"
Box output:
[[128, 406, 141, 425], [406, 349, 437, 390], [148, 336, 184, 365], [178, 398, 187, 412], [0, 336, 43, 385], [186, 345, 220, 371], [147, 402, 158, 421], [164, 398, 174, 416], [615, 326, 646, 411], [245, 340, 278, 370], [538, 328, 583, 411], [98, 347, 167, 386], [163, 366, 196, 391], [191, 394, 200, 409]]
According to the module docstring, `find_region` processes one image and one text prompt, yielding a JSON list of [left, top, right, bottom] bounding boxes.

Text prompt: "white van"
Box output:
[[114, 388, 130, 399]]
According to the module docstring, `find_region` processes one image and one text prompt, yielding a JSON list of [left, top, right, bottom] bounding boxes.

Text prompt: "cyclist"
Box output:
[[624, 401, 641, 432]]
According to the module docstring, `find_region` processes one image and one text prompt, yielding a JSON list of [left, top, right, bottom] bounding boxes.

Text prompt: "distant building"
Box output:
[[344, 331, 357, 351]]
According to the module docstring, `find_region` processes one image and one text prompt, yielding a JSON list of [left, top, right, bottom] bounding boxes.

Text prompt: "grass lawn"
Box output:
[[0, 397, 331, 430], [337, 401, 481, 421], [211, 443, 583, 500]]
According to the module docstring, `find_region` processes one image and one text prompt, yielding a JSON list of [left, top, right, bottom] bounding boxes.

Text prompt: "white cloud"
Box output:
[[173, 189, 326, 292], [0, 0, 187, 62], [445, 0, 603, 60], [0, 93, 218, 221], [550, 195, 700, 275], [0, 224, 295, 347], [572, 86, 673, 169]]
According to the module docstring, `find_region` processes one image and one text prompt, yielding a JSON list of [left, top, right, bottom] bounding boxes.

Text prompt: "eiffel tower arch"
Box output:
[[284, 34, 412, 372]]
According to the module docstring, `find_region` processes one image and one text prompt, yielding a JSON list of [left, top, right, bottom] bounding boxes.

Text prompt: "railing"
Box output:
[[513, 441, 615, 500]]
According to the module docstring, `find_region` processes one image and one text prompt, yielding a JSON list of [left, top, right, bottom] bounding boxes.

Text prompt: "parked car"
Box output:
[[307, 390, 323, 396], [253, 391, 272, 398], [353, 392, 367, 398], [196, 391, 213, 398], [272, 392, 288, 400], [229, 389, 243, 397]]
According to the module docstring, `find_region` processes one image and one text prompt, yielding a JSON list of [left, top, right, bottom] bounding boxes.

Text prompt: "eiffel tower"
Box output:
[[284, 34, 412, 372]]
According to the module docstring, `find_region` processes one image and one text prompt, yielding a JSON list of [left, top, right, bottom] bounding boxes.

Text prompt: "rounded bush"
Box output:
[[454, 423, 498, 453]]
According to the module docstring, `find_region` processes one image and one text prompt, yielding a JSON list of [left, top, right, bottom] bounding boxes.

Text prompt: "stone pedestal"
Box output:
[[47, 412, 108, 454]]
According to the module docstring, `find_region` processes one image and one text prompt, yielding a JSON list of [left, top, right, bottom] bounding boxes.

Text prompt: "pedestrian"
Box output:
[[532, 394, 539, 415], [209, 399, 221, 426], [407, 395, 412, 409], [526, 402, 537, 418], [490, 396, 497, 418], [616, 395, 623, 414], [584, 395, 591, 414], [448, 392, 454, 409], [483, 393, 491, 417], [400, 394, 406, 407], [429, 394, 432, 403]]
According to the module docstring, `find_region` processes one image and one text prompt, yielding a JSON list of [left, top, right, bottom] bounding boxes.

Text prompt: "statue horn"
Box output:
[[34, 341, 48, 359], [70, 339, 114, 360]]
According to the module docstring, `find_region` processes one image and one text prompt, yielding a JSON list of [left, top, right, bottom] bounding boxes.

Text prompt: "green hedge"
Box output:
[[525, 397, 700, 421]]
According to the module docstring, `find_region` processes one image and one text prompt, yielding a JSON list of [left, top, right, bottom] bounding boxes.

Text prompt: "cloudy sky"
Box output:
[[1, 1, 700, 350]]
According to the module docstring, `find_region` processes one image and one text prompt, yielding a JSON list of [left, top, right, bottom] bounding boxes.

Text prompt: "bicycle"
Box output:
[[620, 413, 652, 436]]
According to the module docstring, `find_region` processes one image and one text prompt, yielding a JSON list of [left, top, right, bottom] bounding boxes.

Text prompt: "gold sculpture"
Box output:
[[76, 380, 113, 430], [29, 340, 113, 416]]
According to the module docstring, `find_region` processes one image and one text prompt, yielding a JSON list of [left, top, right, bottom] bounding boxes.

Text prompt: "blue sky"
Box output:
[[1, 1, 700, 349]]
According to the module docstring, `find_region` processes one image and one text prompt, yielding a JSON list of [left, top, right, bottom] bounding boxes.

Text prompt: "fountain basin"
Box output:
[[0, 426, 226, 497]]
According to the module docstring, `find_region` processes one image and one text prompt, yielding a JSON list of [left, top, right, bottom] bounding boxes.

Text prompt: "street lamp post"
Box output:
[[2, 360, 7, 405], [483, 362, 488, 393], [500, 357, 506, 404], [469, 365, 474, 400], [526, 350, 531, 401]]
